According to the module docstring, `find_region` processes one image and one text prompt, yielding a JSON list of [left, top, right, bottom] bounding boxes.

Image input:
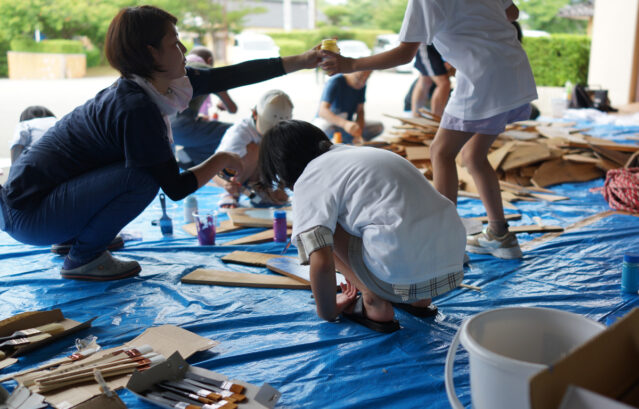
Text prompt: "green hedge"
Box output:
[[268, 28, 392, 56], [523, 34, 590, 87], [0, 37, 9, 77], [11, 38, 85, 54]]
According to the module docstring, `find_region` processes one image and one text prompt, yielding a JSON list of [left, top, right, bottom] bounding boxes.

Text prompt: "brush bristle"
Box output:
[[229, 384, 244, 394]]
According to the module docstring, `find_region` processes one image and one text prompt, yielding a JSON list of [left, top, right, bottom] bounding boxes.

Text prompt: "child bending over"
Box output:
[[258, 120, 466, 332]]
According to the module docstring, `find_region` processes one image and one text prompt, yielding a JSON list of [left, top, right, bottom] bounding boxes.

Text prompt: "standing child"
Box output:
[[258, 120, 466, 332], [320, 0, 536, 259]]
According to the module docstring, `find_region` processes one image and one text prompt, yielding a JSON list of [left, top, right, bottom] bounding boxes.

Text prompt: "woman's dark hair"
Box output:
[[258, 120, 333, 190], [105, 5, 177, 79], [512, 21, 523, 43], [19, 106, 55, 121]]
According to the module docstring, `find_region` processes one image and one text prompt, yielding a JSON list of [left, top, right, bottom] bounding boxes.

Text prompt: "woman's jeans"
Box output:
[[0, 163, 159, 263]]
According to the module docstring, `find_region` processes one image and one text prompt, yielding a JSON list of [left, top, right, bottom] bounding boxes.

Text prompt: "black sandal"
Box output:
[[343, 296, 400, 333]]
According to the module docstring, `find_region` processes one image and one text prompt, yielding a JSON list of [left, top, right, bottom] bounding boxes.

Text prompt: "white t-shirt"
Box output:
[[10, 116, 57, 150], [215, 117, 261, 157], [399, 0, 538, 120], [292, 145, 465, 285]]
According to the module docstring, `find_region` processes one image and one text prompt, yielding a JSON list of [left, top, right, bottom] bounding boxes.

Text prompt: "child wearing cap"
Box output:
[[214, 89, 294, 208], [258, 120, 466, 332]]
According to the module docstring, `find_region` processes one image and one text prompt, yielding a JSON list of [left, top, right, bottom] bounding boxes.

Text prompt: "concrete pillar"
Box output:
[[283, 0, 292, 31], [588, 0, 639, 105]]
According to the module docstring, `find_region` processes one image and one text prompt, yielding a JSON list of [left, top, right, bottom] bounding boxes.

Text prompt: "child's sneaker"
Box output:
[[466, 228, 523, 259]]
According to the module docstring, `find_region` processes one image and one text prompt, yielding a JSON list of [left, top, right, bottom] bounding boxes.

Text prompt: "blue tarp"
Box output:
[[1, 119, 638, 409]]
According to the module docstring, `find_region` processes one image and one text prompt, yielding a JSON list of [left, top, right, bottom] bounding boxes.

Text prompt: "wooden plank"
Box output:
[[564, 140, 639, 153], [457, 165, 478, 193], [384, 114, 440, 129], [500, 130, 539, 140], [221, 251, 292, 267], [509, 225, 564, 234], [471, 213, 522, 223], [536, 126, 572, 139], [501, 143, 552, 171], [404, 146, 430, 161], [531, 159, 604, 188], [488, 141, 515, 170], [181, 269, 310, 289], [418, 107, 442, 122], [266, 257, 347, 286], [227, 207, 293, 228], [590, 144, 632, 166], [182, 219, 242, 237], [562, 154, 600, 164], [222, 228, 292, 246]]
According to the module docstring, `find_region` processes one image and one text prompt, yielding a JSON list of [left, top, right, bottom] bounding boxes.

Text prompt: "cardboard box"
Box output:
[[0, 309, 95, 370], [530, 308, 639, 409], [127, 352, 281, 409]]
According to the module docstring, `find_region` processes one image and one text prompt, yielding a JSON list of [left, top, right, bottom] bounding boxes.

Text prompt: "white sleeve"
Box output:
[[398, 0, 446, 45], [215, 122, 249, 157], [291, 175, 339, 246], [10, 122, 30, 149]]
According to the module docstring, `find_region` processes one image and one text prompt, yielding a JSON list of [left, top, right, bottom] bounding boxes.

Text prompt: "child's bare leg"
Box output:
[[430, 128, 474, 203], [332, 224, 394, 323], [461, 133, 507, 235]]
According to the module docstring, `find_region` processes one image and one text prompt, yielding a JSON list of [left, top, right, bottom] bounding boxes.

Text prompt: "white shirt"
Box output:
[[292, 145, 465, 285], [10, 116, 57, 150], [215, 117, 261, 158], [399, 0, 538, 120]]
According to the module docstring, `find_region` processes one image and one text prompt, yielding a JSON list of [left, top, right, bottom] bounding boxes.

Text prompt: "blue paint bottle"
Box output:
[[621, 253, 639, 294]]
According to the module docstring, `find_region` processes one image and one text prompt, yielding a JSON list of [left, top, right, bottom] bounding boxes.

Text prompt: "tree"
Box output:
[[516, 0, 587, 34], [372, 0, 407, 32]]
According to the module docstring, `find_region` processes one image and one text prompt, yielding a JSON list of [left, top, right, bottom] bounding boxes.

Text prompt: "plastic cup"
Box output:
[[193, 211, 217, 245], [551, 98, 568, 118]]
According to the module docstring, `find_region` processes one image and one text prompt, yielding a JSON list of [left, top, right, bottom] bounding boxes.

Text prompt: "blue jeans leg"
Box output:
[[4, 163, 159, 263]]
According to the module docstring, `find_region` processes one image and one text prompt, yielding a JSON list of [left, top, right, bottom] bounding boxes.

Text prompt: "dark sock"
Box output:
[[63, 253, 102, 270]]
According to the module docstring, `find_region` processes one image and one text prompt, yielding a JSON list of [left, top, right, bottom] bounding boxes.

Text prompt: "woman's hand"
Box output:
[[335, 280, 357, 315], [281, 47, 322, 72], [319, 52, 355, 76]]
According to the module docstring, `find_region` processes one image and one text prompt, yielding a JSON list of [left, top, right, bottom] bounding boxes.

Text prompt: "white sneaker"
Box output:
[[466, 228, 523, 259]]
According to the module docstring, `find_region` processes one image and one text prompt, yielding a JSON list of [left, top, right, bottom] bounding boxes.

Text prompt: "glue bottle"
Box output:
[[273, 210, 287, 242], [184, 195, 198, 223], [332, 131, 342, 144]]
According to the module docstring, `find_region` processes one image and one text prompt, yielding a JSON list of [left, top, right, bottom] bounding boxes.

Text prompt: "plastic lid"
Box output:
[[185, 195, 197, 204], [274, 210, 287, 219], [624, 253, 639, 263]]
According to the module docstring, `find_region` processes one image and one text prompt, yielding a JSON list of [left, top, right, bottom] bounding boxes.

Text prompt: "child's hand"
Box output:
[[319, 52, 354, 76], [344, 121, 362, 139], [336, 280, 357, 314]]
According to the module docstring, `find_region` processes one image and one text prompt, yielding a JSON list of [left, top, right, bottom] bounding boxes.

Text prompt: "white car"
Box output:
[[231, 32, 280, 64], [372, 34, 414, 73], [336, 40, 372, 59]]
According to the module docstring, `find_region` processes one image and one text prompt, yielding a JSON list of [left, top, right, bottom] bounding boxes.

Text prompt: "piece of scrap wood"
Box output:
[[499, 180, 554, 194], [384, 113, 440, 129], [509, 224, 564, 234], [221, 251, 293, 267], [418, 107, 442, 122], [227, 207, 292, 228], [182, 219, 242, 236], [181, 269, 310, 289], [404, 146, 430, 161], [471, 213, 522, 223], [457, 165, 478, 193], [222, 228, 292, 246], [500, 130, 539, 140], [563, 154, 600, 164], [459, 283, 481, 291], [266, 257, 347, 286], [564, 140, 639, 153], [590, 144, 632, 166], [488, 141, 515, 170], [501, 143, 552, 171], [461, 218, 483, 235], [529, 192, 569, 202], [531, 159, 604, 188], [536, 126, 572, 139]]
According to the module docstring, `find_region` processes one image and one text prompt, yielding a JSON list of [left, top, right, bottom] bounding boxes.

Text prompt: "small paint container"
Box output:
[[193, 211, 217, 245], [621, 253, 639, 294], [273, 211, 287, 243]]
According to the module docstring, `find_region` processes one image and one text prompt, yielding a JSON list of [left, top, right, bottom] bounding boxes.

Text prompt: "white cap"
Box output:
[[255, 90, 293, 135]]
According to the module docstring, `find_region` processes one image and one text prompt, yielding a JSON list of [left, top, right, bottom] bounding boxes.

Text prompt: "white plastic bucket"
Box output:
[[445, 307, 605, 409]]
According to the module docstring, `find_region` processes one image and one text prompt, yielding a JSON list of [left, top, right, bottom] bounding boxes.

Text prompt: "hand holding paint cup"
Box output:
[[193, 211, 216, 245]]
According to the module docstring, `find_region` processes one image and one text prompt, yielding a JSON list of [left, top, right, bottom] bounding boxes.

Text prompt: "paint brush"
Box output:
[[156, 383, 216, 405], [0, 333, 54, 351], [0, 323, 65, 342], [183, 378, 246, 402], [159, 193, 173, 235], [145, 392, 201, 409], [35, 354, 165, 393], [183, 372, 244, 394], [159, 380, 221, 401]]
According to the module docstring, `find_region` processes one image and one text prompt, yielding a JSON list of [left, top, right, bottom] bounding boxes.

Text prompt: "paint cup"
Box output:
[[320, 39, 340, 54], [621, 253, 639, 293], [193, 211, 216, 245]]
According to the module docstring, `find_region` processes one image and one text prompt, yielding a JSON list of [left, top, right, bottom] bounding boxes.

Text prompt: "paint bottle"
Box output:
[[621, 253, 639, 293], [273, 210, 287, 242], [332, 131, 342, 144], [321, 39, 340, 54], [184, 195, 198, 223]]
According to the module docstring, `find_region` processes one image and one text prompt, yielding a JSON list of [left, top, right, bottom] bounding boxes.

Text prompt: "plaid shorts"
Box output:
[[440, 103, 532, 135], [348, 235, 463, 303]]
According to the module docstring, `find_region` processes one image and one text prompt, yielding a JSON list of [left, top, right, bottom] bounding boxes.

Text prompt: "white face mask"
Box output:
[[131, 75, 193, 144]]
